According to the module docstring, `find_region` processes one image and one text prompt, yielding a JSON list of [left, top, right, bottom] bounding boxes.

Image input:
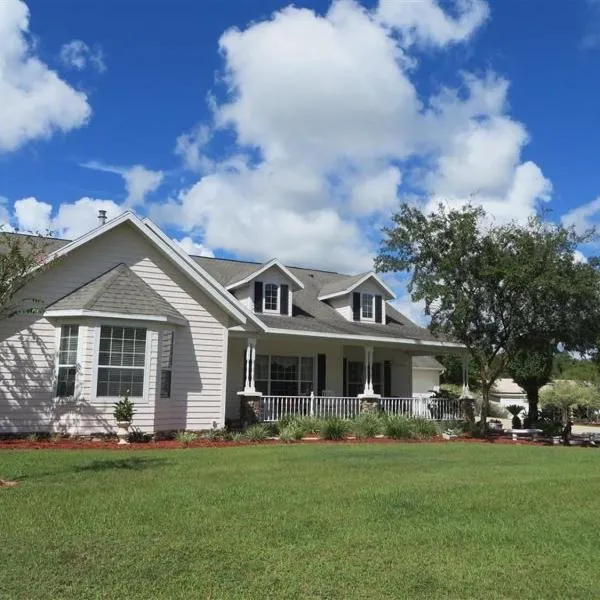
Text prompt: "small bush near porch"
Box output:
[[1, 444, 599, 599]]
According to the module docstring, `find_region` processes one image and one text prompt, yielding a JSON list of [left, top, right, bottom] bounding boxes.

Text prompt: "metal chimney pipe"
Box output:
[[98, 209, 107, 226]]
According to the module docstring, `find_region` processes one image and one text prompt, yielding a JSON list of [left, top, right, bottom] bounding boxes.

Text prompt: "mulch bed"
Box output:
[[0, 435, 546, 451]]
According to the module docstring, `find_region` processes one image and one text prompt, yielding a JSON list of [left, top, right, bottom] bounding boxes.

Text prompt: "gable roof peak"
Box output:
[[225, 257, 304, 291], [317, 271, 395, 301]]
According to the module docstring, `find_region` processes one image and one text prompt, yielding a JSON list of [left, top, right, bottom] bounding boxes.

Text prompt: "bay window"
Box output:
[[160, 330, 174, 399], [56, 324, 79, 397], [97, 326, 146, 397]]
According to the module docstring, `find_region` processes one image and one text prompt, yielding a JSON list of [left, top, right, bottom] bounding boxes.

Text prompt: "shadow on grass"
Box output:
[[13, 456, 172, 482], [74, 457, 171, 473]]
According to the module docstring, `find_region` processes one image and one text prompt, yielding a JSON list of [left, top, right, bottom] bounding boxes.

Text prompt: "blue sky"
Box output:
[[2, 0, 600, 319]]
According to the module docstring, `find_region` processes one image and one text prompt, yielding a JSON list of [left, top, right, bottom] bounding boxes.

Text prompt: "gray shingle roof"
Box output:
[[5, 232, 446, 345], [47, 264, 185, 323], [317, 272, 370, 298], [413, 356, 444, 370], [0, 232, 70, 256], [193, 257, 444, 343]]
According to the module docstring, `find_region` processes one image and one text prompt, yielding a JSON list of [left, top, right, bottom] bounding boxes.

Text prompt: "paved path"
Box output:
[[496, 418, 600, 434]]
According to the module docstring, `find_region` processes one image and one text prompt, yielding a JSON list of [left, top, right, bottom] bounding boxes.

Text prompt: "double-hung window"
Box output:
[[97, 326, 146, 397], [56, 325, 79, 397], [361, 293, 374, 320], [254, 355, 314, 395], [264, 283, 279, 312], [160, 330, 174, 399]]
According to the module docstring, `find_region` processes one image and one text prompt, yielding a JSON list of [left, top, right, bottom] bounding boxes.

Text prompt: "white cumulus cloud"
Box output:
[[59, 39, 106, 73], [81, 161, 164, 207], [0, 0, 91, 153], [175, 236, 214, 257], [13, 196, 124, 238], [157, 0, 548, 274], [377, 0, 489, 47], [562, 197, 600, 234]]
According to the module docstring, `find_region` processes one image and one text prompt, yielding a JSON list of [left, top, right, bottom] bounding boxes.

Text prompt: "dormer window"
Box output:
[[264, 283, 279, 312], [253, 281, 290, 315], [361, 293, 374, 320]]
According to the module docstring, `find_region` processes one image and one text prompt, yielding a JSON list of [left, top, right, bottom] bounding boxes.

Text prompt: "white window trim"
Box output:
[[263, 282, 280, 314], [91, 324, 152, 404], [254, 353, 316, 396], [361, 293, 375, 321]]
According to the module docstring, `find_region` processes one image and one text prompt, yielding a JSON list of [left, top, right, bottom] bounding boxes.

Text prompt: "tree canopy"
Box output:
[[376, 203, 600, 425], [540, 380, 600, 422], [0, 231, 53, 320]]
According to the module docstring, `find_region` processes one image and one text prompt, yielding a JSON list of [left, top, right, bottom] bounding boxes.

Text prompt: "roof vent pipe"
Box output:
[[98, 209, 107, 226]]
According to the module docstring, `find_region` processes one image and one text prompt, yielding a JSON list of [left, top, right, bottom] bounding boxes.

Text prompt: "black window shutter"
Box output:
[[254, 282, 263, 312], [317, 354, 326, 396], [343, 358, 347, 396], [375, 295, 383, 323], [352, 292, 361, 321], [280, 284, 289, 315], [384, 361, 391, 397]]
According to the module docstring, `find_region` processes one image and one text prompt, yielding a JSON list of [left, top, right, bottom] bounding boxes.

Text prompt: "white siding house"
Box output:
[[412, 356, 444, 397], [0, 212, 465, 434]]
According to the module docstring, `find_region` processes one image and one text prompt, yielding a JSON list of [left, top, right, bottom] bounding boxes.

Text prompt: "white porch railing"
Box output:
[[258, 395, 461, 422], [261, 396, 361, 422]]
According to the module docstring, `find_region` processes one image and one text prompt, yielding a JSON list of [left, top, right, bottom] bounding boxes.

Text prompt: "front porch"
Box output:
[[226, 335, 465, 423]]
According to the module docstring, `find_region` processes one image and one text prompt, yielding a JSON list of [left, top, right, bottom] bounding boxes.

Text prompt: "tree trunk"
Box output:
[[480, 383, 490, 431], [526, 387, 539, 426]]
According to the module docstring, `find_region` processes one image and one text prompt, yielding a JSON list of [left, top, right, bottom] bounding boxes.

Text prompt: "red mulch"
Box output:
[[0, 435, 546, 451]]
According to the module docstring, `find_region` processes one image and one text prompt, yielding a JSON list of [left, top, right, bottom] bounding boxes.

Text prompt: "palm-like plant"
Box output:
[[506, 404, 524, 429]]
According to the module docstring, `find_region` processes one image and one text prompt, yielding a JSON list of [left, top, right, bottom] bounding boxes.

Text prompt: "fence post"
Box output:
[[310, 391, 315, 417]]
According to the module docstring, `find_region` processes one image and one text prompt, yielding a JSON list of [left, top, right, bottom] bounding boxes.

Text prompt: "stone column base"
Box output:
[[237, 391, 263, 426], [357, 394, 381, 414]]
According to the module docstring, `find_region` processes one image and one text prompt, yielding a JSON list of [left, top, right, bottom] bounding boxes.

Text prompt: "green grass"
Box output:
[[1, 443, 599, 599]]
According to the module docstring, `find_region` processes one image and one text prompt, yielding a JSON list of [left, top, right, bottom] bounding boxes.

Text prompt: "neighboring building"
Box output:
[[412, 356, 444, 397], [0, 212, 463, 434], [490, 378, 527, 411]]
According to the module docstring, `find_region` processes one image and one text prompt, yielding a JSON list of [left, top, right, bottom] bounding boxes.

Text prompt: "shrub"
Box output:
[[411, 418, 439, 439], [262, 422, 280, 437], [129, 427, 151, 443], [383, 416, 415, 439], [202, 427, 233, 441], [230, 431, 247, 442], [113, 395, 135, 422], [319, 418, 349, 440], [352, 414, 382, 439], [279, 423, 305, 442], [291, 416, 321, 436], [26, 433, 38, 443], [245, 424, 270, 442], [175, 431, 197, 447]]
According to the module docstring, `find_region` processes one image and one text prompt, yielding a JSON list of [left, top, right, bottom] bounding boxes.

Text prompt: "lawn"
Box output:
[[1, 443, 599, 599]]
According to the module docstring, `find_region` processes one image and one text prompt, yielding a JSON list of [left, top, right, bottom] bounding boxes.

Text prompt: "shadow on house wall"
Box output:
[[0, 325, 110, 434]]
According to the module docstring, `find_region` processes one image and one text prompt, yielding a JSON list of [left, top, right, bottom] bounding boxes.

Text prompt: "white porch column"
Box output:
[[244, 338, 257, 393], [363, 346, 374, 395], [460, 353, 471, 398]]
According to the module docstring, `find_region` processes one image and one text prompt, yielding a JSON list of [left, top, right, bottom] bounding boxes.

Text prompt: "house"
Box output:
[[412, 356, 444, 397], [490, 378, 527, 411], [0, 212, 464, 434]]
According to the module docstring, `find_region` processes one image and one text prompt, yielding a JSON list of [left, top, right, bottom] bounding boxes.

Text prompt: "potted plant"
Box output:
[[113, 393, 135, 444], [506, 404, 523, 429]]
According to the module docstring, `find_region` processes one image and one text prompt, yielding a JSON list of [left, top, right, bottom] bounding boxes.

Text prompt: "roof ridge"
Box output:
[[194, 254, 345, 276]]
